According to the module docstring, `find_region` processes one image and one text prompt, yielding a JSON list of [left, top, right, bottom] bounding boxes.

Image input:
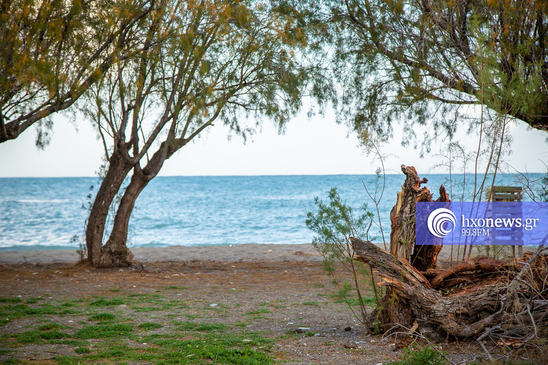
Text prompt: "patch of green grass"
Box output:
[[174, 321, 226, 332], [25, 297, 44, 304], [389, 345, 447, 365], [138, 322, 163, 330], [0, 303, 67, 320], [1, 359, 21, 365], [37, 322, 65, 331], [74, 347, 91, 354], [75, 323, 133, 339], [88, 312, 116, 321], [313, 282, 325, 288], [12, 329, 68, 344], [53, 331, 276, 364], [149, 333, 275, 364], [109, 288, 122, 292], [164, 285, 187, 290], [89, 298, 124, 307], [132, 306, 162, 312], [0, 297, 21, 303], [245, 308, 271, 315], [302, 301, 319, 306]]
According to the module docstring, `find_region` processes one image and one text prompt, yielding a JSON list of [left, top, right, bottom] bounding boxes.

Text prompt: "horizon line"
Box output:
[[0, 171, 545, 179]]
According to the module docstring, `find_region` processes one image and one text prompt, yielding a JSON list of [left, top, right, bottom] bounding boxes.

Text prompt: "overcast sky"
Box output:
[[1, 107, 547, 177]]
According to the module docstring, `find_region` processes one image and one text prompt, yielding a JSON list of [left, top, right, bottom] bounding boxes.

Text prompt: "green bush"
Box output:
[[390, 345, 447, 365]]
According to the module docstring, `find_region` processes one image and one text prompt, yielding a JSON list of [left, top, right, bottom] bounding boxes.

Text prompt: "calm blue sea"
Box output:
[[0, 174, 543, 251]]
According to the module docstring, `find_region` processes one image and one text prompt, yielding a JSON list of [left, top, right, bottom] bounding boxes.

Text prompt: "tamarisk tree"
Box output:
[[328, 0, 548, 143], [0, 0, 155, 145], [83, 0, 319, 267]]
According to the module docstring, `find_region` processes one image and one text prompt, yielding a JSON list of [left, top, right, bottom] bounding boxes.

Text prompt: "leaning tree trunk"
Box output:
[[95, 146, 170, 267], [96, 169, 149, 267], [85, 151, 133, 266]]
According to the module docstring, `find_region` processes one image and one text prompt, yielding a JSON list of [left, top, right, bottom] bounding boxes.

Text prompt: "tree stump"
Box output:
[[352, 165, 548, 345], [380, 165, 449, 332]]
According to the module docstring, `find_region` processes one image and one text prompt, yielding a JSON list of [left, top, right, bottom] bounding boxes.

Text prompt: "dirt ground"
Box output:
[[0, 259, 536, 364]]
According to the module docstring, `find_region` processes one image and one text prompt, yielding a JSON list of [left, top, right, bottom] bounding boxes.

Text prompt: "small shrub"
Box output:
[[389, 345, 447, 365]]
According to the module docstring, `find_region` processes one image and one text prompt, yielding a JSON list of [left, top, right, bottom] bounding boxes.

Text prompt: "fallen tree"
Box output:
[[351, 165, 548, 353]]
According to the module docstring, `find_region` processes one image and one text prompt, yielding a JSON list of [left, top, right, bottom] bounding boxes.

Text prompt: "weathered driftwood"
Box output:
[[352, 237, 513, 340], [379, 165, 450, 333], [389, 165, 447, 271], [352, 166, 548, 345]]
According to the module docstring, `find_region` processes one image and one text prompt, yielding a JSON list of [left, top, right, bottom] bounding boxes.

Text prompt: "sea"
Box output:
[[0, 173, 544, 251]]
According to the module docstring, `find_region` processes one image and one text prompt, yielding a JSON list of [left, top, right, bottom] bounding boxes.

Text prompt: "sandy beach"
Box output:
[[0, 243, 322, 265], [0, 242, 465, 266]]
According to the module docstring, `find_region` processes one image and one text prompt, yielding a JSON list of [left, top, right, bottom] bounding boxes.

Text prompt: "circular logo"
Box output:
[[427, 208, 456, 238]]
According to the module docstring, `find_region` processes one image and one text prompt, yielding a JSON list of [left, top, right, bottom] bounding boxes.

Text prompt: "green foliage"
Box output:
[[0, 298, 21, 303], [325, 0, 548, 152], [80, 0, 329, 265], [306, 187, 373, 261], [389, 345, 448, 365], [0, 0, 155, 144], [306, 187, 379, 327]]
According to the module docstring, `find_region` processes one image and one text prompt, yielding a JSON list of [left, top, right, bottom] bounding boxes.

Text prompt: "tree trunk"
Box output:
[[95, 145, 169, 267], [379, 165, 448, 332], [389, 165, 432, 261], [410, 185, 450, 271], [96, 169, 149, 267], [85, 151, 133, 266], [352, 238, 515, 341]]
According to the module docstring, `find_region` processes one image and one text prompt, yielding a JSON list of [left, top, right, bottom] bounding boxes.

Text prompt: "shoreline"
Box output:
[[0, 243, 322, 265], [0, 242, 469, 265]]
